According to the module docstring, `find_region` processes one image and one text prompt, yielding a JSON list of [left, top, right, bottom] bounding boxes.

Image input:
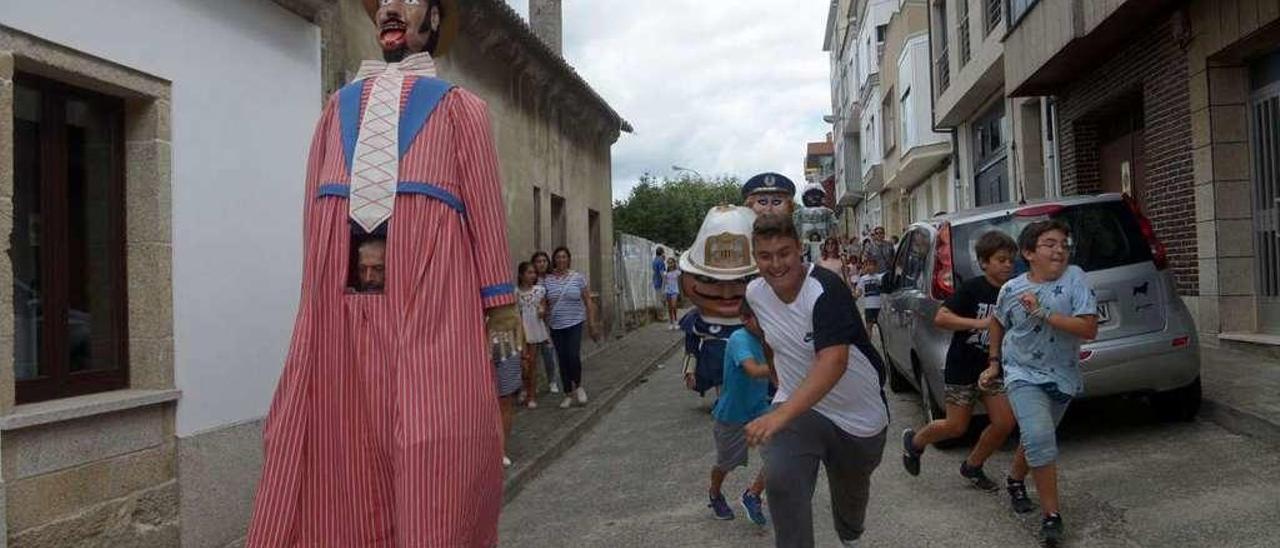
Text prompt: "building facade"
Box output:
[[0, 0, 626, 546], [825, 0, 865, 238], [879, 0, 955, 237], [1005, 0, 1280, 347]]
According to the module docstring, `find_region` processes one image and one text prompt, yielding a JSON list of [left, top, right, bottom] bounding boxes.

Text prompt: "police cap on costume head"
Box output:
[[741, 172, 797, 201]]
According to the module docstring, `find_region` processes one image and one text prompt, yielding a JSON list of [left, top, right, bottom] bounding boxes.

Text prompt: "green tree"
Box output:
[[613, 173, 742, 250]]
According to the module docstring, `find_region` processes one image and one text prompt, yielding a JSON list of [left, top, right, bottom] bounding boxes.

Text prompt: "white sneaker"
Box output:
[[559, 397, 574, 409], [840, 538, 860, 547], [502, 455, 512, 468], [549, 383, 561, 394], [575, 387, 588, 405], [526, 400, 538, 409]]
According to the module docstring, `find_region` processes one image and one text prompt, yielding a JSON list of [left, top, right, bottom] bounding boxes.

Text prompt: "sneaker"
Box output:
[[840, 539, 860, 548], [708, 494, 734, 520], [502, 455, 512, 468], [559, 397, 573, 409], [901, 428, 922, 476], [1007, 477, 1036, 514], [526, 400, 538, 409], [575, 387, 589, 405], [1040, 513, 1065, 544], [740, 490, 767, 525], [549, 382, 561, 394], [517, 392, 527, 405], [960, 462, 999, 492]]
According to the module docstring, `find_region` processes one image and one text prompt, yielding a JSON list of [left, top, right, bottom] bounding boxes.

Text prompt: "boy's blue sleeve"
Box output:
[[1070, 268, 1098, 317], [994, 285, 1013, 327], [726, 334, 752, 368]]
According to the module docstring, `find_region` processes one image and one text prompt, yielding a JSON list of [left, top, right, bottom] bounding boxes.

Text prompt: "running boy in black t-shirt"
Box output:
[[900, 230, 1018, 491]]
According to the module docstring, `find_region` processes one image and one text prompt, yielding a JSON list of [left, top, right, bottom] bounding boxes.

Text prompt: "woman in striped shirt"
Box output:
[[544, 246, 601, 408]]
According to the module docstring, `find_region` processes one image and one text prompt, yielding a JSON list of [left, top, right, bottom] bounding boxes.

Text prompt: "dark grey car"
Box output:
[[878, 194, 1202, 425]]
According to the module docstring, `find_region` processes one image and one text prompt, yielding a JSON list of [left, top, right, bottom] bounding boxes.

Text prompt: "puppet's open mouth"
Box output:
[[380, 20, 408, 50]]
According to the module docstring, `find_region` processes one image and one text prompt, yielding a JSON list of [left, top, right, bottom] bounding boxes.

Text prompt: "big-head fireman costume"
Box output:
[[247, 1, 520, 546], [679, 206, 759, 396]]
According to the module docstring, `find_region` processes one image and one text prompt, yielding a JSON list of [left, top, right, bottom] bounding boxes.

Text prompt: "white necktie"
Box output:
[[348, 53, 439, 233]]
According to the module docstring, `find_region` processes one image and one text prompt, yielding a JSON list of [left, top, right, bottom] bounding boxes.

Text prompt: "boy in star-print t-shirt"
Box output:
[[985, 220, 1097, 545]]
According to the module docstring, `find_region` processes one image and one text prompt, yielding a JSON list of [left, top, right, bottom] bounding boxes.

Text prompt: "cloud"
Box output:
[[502, 0, 833, 202]]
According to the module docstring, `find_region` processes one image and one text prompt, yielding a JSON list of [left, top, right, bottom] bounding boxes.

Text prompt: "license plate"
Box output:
[[1097, 302, 1112, 324]]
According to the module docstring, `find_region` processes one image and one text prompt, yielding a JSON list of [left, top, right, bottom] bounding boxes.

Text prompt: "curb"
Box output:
[[1200, 397, 1280, 446], [502, 331, 682, 504]]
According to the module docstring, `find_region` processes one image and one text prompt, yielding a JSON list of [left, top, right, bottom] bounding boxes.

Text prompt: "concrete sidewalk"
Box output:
[[1200, 343, 1280, 445], [502, 319, 684, 503]]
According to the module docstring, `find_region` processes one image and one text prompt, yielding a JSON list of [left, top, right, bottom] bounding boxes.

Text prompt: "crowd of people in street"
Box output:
[[650, 172, 1099, 547]]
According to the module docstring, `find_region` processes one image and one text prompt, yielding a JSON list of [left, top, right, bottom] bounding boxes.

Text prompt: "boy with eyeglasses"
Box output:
[[983, 220, 1098, 545]]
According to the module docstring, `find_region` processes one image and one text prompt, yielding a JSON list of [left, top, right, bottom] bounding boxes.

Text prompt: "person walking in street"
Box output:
[[706, 299, 773, 526], [853, 258, 883, 339], [901, 231, 1018, 491], [862, 226, 895, 275], [495, 333, 523, 469], [531, 250, 561, 394], [653, 247, 668, 307], [985, 220, 1098, 545], [818, 237, 846, 281], [517, 262, 553, 409], [664, 257, 681, 329], [545, 247, 601, 409], [744, 214, 889, 548]]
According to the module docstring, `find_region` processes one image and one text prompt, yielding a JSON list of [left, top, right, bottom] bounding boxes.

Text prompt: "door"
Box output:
[[885, 229, 929, 375], [1250, 61, 1280, 334], [973, 102, 1009, 206], [1100, 110, 1147, 208]]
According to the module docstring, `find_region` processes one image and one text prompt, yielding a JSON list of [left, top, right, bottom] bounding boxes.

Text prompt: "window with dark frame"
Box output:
[[985, 0, 1003, 34], [12, 73, 129, 404]]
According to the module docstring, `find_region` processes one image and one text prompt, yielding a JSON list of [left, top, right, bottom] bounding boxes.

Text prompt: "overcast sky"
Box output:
[[502, 0, 834, 203]]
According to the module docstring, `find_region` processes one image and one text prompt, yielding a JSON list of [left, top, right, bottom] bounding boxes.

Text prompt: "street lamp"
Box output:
[[671, 165, 704, 179]]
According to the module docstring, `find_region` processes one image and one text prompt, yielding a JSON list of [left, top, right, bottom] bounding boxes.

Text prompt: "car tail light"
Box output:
[[1124, 194, 1168, 270], [932, 222, 954, 300], [1079, 350, 1094, 361], [1172, 336, 1190, 348]]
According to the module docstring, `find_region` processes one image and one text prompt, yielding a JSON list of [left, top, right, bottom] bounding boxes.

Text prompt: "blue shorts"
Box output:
[[1006, 381, 1072, 467]]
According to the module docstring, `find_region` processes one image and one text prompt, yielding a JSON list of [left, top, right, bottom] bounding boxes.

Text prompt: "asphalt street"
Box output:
[[499, 349, 1280, 547]]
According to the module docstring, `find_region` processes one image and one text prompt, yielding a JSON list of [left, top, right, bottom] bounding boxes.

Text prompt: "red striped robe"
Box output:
[[246, 75, 514, 547]]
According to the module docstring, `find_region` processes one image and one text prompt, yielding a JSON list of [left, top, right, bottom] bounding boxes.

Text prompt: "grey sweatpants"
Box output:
[[762, 410, 886, 547]]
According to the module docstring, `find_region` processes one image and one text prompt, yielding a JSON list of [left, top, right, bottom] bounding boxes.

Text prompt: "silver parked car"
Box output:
[[878, 194, 1201, 424]]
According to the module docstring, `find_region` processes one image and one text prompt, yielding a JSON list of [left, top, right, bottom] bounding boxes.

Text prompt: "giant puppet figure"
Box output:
[[679, 206, 758, 398], [247, 1, 521, 546], [794, 182, 837, 262], [741, 171, 796, 219]]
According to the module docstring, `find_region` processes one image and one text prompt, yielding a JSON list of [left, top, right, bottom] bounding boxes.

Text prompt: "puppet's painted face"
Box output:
[[746, 192, 794, 219], [376, 0, 438, 59], [680, 272, 750, 320], [802, 190, 825, 208]]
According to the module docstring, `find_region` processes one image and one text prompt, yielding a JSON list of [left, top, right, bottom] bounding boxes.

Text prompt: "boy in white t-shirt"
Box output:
[[744, 215, 888, 548], [854, 258, 883, 336]]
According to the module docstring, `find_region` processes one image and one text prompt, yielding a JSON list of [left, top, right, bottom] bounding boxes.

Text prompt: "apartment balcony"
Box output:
[[1006, 0, 1183, 96], [862, 164, 884, 196], [884, 141, 951, 192]]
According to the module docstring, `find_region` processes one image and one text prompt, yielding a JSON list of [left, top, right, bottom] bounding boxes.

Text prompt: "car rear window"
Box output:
[[951, 201, 1154, 283]]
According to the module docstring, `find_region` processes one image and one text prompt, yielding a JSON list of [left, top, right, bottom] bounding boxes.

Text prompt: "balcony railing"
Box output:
[[986, 0, 1003, 35], [958, 15, 971, 66], [936, 49, 950, 92]]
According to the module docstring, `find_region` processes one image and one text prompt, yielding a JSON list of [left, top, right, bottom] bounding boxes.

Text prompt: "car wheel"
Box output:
[[1152, 376, 1201, 422]]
